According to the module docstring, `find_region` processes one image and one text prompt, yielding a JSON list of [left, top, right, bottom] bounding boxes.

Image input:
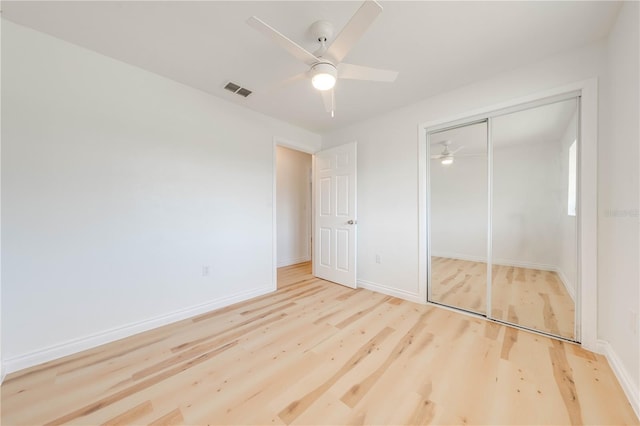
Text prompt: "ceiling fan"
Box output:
[[431, 141, 464, 165], [247, 0, 398, 117]]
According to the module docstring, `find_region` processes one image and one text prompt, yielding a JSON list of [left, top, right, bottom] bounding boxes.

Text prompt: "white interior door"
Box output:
[[314, 142, 357, 288]]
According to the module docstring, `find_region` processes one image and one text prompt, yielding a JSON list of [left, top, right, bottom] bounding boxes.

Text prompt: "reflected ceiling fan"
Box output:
[[247, 0, 398, 117], [431, 141, 464, 165]]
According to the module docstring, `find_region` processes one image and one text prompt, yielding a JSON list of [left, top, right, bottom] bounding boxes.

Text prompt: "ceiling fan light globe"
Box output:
[[441, 156, 454, 165], [312, 73, 336, 91], [311, 62, 337, 91]]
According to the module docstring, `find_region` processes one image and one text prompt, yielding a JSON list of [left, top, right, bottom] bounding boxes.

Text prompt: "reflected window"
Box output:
[[568, 140, 577, 216]]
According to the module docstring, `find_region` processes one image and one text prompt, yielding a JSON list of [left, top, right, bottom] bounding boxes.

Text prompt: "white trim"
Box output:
[[418, 78, 598, 350], [2, 286, 273, 375], [555, 268, 576, 302], [576, 79, 598, 349], [311, 154, 317, 278], [357, 279, 422, 304], [277, 255, 311, 268], [272, 139, 278, 292], [273, 136, 318, 155], [421, 90, 582, 135], [486, 118, 494, 319], [596, 340, 640, 420], [418, 126, 429, 303]]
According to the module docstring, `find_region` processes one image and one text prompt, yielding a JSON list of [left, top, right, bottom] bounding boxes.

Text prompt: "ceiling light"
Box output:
[[311, 63, 337, 91], [441, 156, 454, 165]]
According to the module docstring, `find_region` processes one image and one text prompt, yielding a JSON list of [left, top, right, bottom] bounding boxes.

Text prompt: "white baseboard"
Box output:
[[2, 285, 274, 376], [277, 255, 311, 268], [555, 268, 576, 302], [357, 279, 423, 304], [596, 339, 639, 420]]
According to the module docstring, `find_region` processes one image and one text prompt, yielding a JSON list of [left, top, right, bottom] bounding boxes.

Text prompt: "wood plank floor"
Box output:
[[2, 261, 637, 425], [431, 257, 575, 339]]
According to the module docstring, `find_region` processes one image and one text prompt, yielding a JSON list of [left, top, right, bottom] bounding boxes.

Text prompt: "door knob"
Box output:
[[347, 220, 357, 225]]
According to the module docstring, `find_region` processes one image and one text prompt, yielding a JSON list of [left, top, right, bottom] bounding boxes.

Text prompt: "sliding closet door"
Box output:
[[490, 99, 578, 339], [429, 121, 488, 314]]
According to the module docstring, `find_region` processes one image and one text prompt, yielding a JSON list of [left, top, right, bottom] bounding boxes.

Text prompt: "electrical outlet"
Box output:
[[375, 254, 381, 264], [202, 266, 210, 277]]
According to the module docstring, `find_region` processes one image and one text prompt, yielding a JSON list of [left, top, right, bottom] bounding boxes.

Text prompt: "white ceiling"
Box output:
[[2, 1, 620, 134]]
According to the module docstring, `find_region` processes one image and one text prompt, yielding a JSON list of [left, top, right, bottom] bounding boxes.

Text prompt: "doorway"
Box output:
[[275, 145, 313, 289], [273, 140, 359, 290]]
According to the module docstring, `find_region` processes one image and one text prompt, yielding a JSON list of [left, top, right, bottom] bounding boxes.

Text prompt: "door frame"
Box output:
[[417, 78, 598, 351], [272, 137, 318, 290]]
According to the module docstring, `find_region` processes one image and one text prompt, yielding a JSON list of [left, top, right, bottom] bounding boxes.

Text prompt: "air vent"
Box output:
[[224, 81, 252, 98], [236, 87, 252, 98]]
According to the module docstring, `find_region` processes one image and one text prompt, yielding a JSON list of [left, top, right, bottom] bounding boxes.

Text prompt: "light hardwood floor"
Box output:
[[431, 257, 575, 339], [1, 262, 637, 425]]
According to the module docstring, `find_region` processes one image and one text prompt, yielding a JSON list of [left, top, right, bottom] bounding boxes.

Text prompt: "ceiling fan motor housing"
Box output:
[[310, 20, 334, 43]]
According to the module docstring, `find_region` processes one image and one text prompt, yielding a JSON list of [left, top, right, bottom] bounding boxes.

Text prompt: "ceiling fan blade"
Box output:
[[430, 155, 444, 159], [326, 0, 383, 63], [262, 72, 308, 94], [247, 16, 319, 65], [338, 63, 398, 82], [320, 88, 335, 117], [450, 146, 465, 154]]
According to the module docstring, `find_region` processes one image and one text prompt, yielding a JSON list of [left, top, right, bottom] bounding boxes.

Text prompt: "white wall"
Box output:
[[1, 20, 320, 372], [276, 146, 312, 267], [598, 0, 639, 408], [322, 40, 606, 300]]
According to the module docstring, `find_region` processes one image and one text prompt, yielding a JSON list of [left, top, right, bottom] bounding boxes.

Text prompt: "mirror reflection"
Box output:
[[428, 98, 579, 340], [491, 99, 578, 339], [430, 121, 488, 314]]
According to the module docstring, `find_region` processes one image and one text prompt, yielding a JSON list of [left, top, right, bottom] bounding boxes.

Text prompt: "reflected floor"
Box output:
[[431, 257, 575, 339], [430, 257, 487, 315]]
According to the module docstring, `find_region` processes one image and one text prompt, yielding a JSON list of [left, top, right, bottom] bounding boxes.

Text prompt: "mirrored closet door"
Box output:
[[427, 96, 579, 341], [429, 121, 488, 315], [491, 99, 578, 339]]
